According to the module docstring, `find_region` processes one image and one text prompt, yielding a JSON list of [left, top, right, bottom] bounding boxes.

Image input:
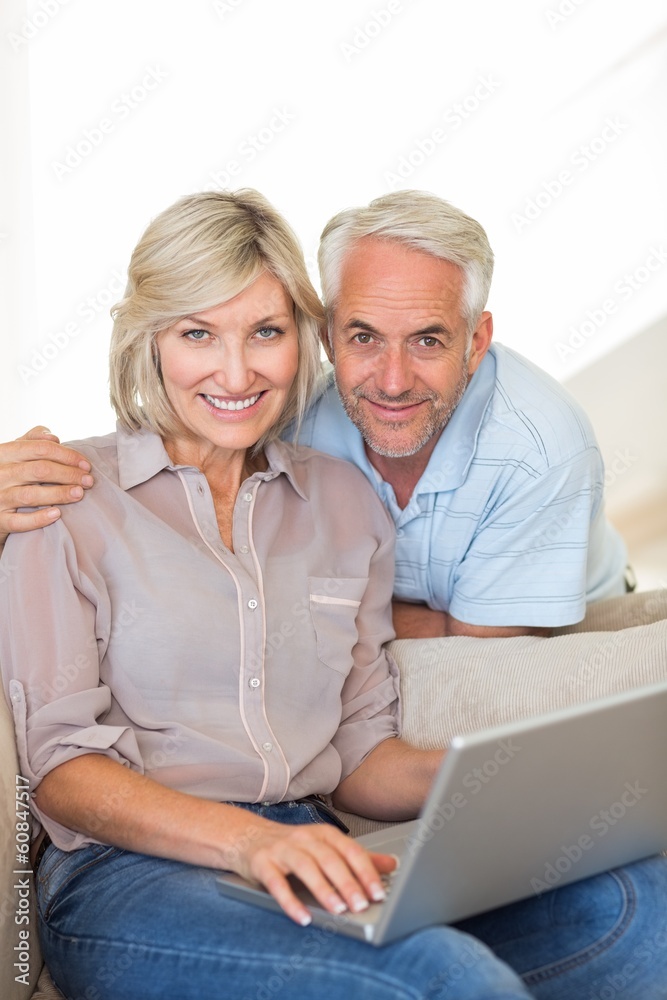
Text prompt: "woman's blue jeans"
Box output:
[[37, 802, 667, 1000]]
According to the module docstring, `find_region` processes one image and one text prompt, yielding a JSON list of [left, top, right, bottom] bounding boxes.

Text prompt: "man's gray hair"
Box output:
[[318, 190, 494, 334]]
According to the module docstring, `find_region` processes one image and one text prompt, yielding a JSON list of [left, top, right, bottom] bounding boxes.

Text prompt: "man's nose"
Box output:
[[373, 346, 415, 397]]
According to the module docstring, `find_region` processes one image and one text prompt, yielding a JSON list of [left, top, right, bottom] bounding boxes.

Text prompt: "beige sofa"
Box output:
[[3, 589, 667, 999]]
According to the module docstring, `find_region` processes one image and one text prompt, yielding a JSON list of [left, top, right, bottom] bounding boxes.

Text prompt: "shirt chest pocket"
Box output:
[[308, 577, 368, 675]]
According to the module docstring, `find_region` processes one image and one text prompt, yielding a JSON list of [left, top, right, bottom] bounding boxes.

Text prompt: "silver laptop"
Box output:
[[216, 679, 667, 944]]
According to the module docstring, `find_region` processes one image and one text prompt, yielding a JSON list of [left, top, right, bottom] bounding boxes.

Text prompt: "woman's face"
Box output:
[[156, 272, 299, 462]]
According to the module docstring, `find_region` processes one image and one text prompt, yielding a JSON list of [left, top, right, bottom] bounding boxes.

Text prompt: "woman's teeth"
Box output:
[[203, 392, 261, 411]]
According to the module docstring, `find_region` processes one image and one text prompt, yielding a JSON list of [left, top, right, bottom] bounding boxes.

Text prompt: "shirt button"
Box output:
[[197, 483, 204, 496], [239, 545, 249, 554], [249, 677, 261, 689], [248, 599, 258, 610], [244, 492, 253, 502], [262, 742, 273, 752]]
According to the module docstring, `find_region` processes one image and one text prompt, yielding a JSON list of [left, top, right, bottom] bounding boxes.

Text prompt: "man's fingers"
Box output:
[[7, 482, 88, 510], [4, 439, 92, 473], [3, 507, 62, 534], [3, 458, 94, 489], [19, 426, 61, 444]]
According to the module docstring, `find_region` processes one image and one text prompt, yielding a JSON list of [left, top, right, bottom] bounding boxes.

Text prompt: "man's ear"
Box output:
[[467, 311, 493, 377], [319, 323, 334, 363]]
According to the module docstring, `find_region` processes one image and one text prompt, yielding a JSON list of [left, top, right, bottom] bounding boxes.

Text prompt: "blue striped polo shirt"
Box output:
[[294, 343, 627, 627]]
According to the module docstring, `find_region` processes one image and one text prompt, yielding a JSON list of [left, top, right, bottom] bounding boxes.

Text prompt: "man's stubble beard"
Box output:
[[333, 364, 471, 460]]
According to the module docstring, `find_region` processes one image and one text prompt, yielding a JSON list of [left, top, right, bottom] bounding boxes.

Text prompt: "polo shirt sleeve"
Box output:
[[446, 448, 606, 628], [0, 520, 144, 847]]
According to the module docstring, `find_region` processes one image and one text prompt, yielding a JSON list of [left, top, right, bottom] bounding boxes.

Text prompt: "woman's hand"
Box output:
[[0, 427, 93, 545], [240, 820, 398, 927], [34, 755, 396, 929]]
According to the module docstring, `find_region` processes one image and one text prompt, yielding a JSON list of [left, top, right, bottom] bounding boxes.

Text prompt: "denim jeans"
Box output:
[[37, 802, 667, 1000]]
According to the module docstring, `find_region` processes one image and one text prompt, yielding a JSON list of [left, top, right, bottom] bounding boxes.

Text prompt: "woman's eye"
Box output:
[[255, 326, 282, 340], [183, 329, 210, 342]]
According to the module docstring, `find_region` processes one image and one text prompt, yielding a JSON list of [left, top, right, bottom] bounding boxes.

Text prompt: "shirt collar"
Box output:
[[415, 345, 496, 495], [337, 345, 497, 499], [116, 423, 308, 500]]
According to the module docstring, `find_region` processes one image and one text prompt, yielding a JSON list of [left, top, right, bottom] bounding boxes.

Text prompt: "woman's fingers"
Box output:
[[246, 824, 399, 926]]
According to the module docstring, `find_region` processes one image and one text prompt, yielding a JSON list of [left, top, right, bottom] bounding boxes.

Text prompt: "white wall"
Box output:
[[2, 0, 667, 442]]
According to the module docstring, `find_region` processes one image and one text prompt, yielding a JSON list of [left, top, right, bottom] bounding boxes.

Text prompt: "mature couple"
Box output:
[[1, 188, 665, 999]]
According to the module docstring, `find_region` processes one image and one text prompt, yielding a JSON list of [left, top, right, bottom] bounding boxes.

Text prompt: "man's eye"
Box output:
[[354, 333, 373, 344], [183, 329, 210, 341], [417, 336, 441, 348]]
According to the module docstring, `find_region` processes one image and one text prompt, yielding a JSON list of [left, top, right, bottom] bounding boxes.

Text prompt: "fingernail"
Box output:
[[299, 912, 312, 927], [350, 893, 369, 913], [78, 460, 92, 471], [370, 883, 386, 902], [330, 898, 347, 915], [45, 508, 60, 521], [81, 475, 94, 487], [69, 486, 84, 499], [391, 854, 401, 870]]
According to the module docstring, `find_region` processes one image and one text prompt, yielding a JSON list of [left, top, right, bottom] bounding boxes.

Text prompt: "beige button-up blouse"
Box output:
[[0, 426, 400, 850]]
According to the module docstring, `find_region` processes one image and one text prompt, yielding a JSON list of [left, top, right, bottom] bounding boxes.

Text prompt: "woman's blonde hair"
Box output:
[[110, 189, 324, 447]]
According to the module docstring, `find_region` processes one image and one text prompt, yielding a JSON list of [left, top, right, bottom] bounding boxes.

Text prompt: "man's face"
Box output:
[[327, 239, 492, 459]]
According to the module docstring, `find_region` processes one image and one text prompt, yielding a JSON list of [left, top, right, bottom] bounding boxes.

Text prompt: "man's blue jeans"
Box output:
[[36, 803, 667, 1000]]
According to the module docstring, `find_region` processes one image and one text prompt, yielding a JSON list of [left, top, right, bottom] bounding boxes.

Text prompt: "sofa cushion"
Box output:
[[336, 590, 667, 836]]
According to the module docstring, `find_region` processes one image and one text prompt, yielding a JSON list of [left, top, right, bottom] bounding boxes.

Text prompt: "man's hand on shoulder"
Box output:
[[0, 426, 93, 547], [391, 600, 551, 639]]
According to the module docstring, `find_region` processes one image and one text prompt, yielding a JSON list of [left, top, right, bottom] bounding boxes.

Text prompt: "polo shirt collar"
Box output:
[[414, 345, 496, 495], [116, 422, 308, 500], [326, 346, 497, 499]]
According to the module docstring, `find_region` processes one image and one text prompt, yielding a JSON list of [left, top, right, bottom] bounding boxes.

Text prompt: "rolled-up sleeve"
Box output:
[[0, 518, 144, 815]]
